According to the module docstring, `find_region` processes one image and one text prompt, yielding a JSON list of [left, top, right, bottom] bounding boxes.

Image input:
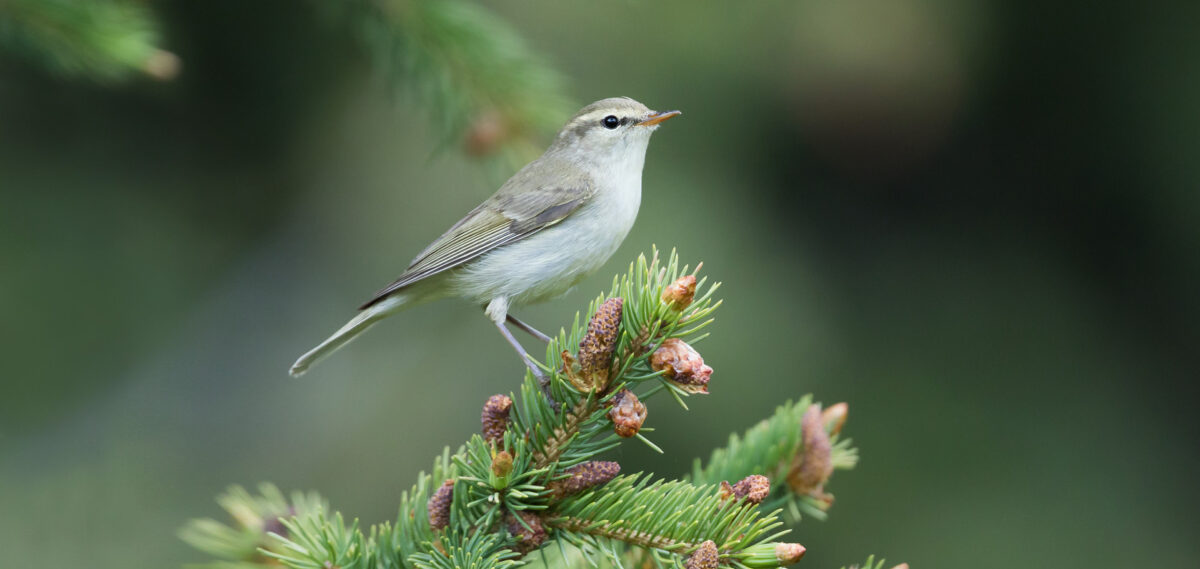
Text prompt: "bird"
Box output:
[[289, 97, 680, 379]]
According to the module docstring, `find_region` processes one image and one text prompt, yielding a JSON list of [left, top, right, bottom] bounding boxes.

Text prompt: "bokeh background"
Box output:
[[2, 1, 1198, 567]]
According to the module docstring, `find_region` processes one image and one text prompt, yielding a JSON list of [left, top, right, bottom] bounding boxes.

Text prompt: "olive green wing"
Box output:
[[359, 175, 594, 309]]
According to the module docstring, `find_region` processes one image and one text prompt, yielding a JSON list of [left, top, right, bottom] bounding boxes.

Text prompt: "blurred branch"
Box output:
[[324, 0, 575, 163], [0, 0, 177, 81], [0, 0, 572, 162]]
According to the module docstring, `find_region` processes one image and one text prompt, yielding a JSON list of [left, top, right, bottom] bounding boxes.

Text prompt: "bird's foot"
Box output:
[[521, 355, 559, 406], [494, 317, 557, 404]]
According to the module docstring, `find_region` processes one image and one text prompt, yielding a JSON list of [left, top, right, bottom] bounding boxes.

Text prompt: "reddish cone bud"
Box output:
[[685, 540, 719, 569], [427, 479, 454, 530], [608, 389, 647, 438], [732, 474, 771, 505], [821, 402, 848, 435], [578, 298, 623, 390], [650, 338, 713, 393], [505, 510, 547, 554], [481, 394, 513, 444], [662, 274, 697, 310], [547, 461, 620, 500], [787, 405, 834, 496]]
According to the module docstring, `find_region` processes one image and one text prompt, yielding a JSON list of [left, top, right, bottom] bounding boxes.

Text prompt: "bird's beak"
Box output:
[[637, 110, 681, 127]]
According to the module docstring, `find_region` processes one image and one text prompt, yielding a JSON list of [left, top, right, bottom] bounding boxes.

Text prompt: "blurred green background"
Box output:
[[2, 1, 1198, 567]]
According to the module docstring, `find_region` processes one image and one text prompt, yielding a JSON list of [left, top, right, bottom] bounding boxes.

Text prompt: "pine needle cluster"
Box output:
[[180, 249, 896, 568]]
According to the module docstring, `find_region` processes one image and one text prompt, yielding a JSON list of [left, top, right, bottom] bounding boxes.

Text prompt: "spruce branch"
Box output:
[[515, 249, 721, 475], [182, 249, 884, 569], [547, 473, 785, 557]]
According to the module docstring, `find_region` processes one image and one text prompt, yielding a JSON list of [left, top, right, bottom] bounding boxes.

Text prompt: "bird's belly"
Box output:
[[449, 194, 638, 306]]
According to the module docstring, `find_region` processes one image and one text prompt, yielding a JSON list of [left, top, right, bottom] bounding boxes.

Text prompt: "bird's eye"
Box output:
[[602, 115, 620, 130]]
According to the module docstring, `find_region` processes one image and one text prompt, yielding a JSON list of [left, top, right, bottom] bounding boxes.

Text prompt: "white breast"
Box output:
[[451, 142, 647, 306]]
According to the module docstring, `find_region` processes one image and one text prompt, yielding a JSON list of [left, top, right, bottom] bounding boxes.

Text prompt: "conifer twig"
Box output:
[[180, 250, 878, 569]]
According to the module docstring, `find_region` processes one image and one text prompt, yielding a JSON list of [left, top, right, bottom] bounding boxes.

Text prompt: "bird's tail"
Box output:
[[289, 295, 408, 377]]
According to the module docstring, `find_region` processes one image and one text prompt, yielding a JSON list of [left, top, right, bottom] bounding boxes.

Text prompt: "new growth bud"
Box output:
[[547, 461, 620, 500], [481, 394, 513, 444], [775, 543, 807, 565], [427, 479, 454, 530], [491, 451, 513, 478], [650, 338, 713, 393], [505, 510, 547, 554], [578, 297, 623, 391], [742, 542, 806, 568], [685, 540, 719, 569], [608, 389, 647, 438], [662, 274, 697, 311]]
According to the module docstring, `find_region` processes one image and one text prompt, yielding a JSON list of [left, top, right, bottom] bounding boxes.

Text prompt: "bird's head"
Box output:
[[549, 97, 681, 163]]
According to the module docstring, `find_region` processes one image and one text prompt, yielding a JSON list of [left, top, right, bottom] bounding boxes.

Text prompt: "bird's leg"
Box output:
[[486, 297, 551, 392], [506, 314, 553, 344], [493, 320, 549, 385]]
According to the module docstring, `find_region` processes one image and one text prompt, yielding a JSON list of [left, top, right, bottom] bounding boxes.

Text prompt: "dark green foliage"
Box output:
[[452, 434, 552, 529]]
